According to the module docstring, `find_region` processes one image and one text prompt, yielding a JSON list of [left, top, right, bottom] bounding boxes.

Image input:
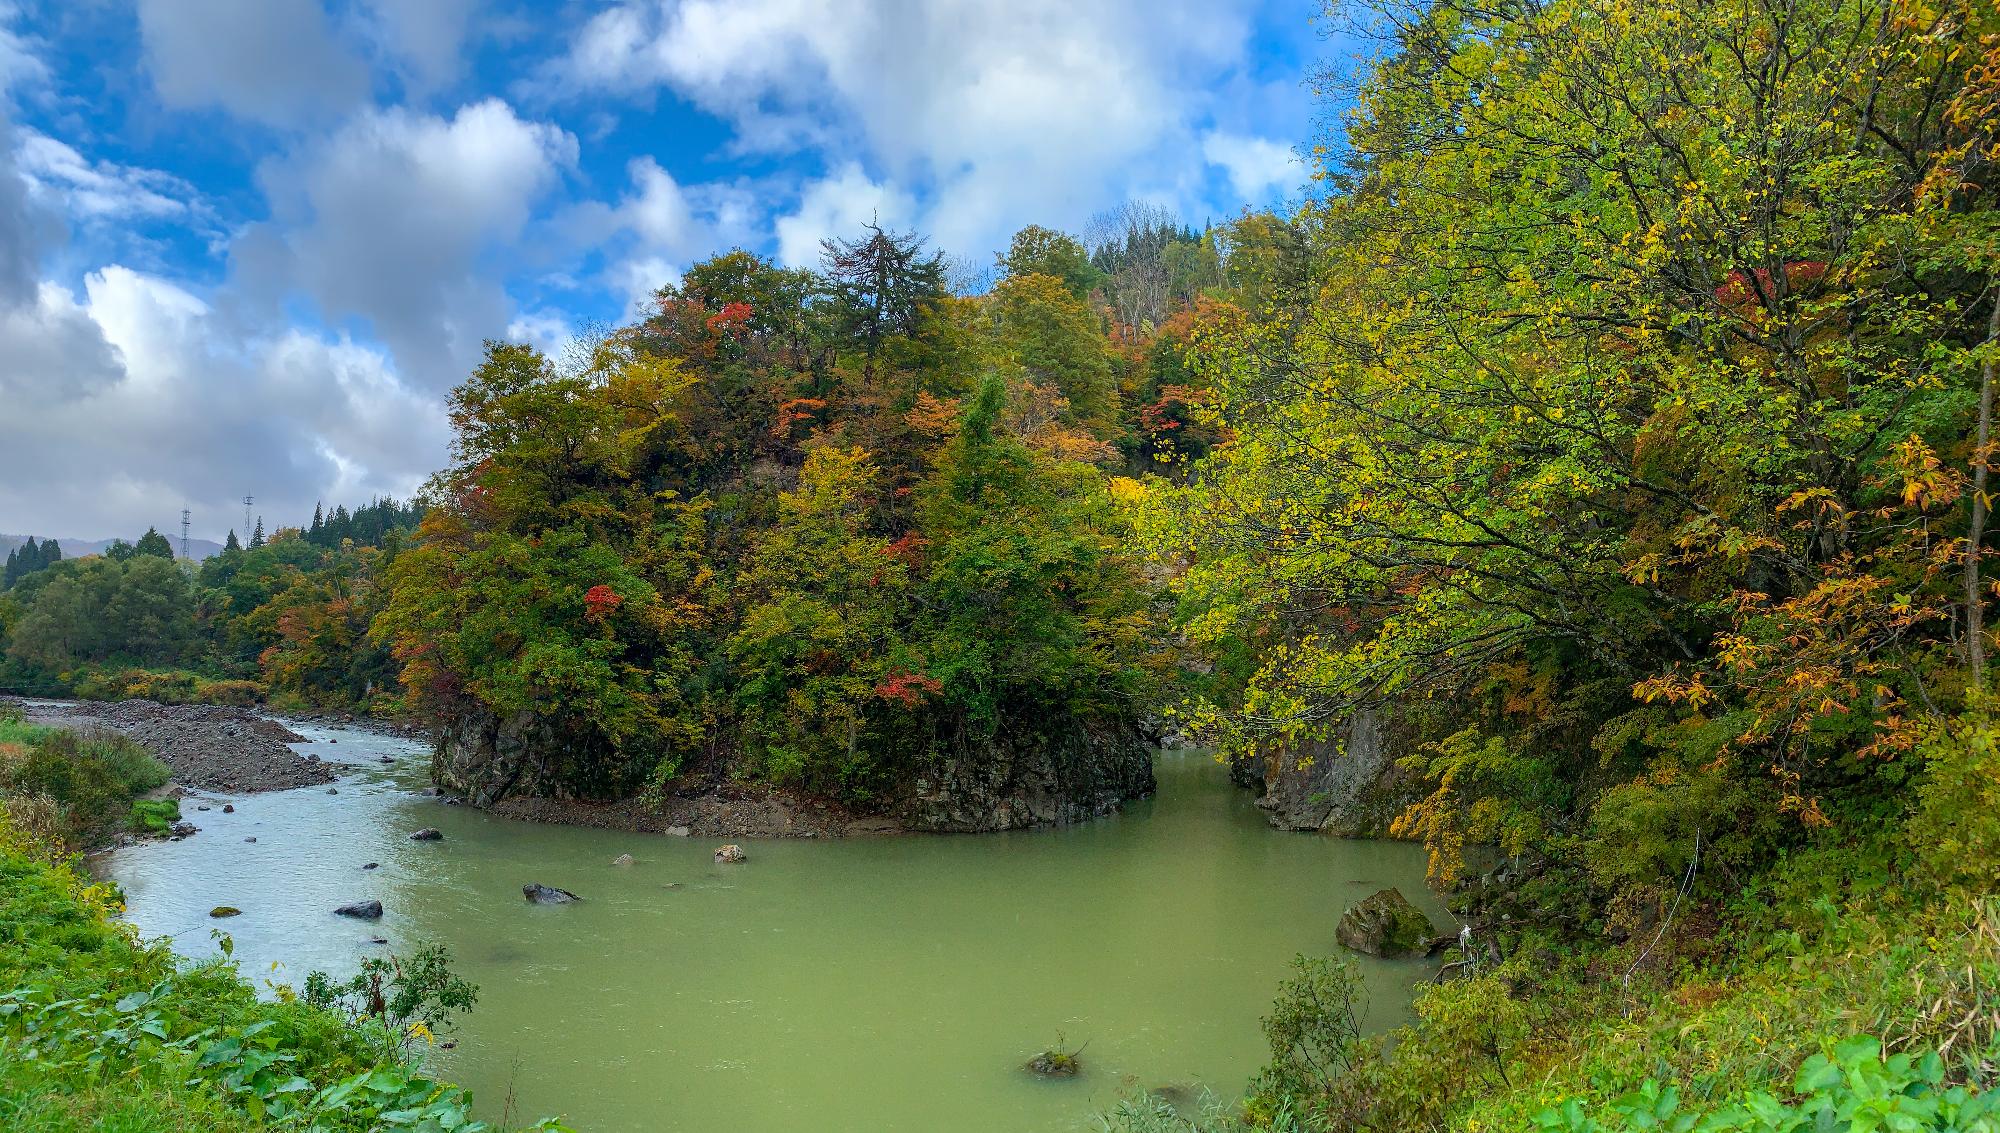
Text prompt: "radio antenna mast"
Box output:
[[241, 496, 254, 540], [180, 509, 191, 560]]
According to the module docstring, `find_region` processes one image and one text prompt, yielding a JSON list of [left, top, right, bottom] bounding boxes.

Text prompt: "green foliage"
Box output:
[[1532, 1037, 2000, 1133], [0, 727, 169, 847], [1246, 955, 1365, 1119], [0, 818, 569, 1131], [301, 946, 479, 1060]]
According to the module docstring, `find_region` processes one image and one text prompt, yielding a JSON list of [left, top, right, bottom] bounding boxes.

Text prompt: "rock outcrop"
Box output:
[[1233, 709, 1417, 837], [1336, 888, 1435, 956], [334, 900, 384, 920], [437, 703, 1157, 836], [891, 712, 1155, 833]]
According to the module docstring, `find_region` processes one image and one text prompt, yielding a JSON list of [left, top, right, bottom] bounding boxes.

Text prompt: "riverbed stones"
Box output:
[[612, 853, 635, 866], [1335, 888, 1434, 957], [209, 906, 241, 918], [713, 844, 745, 863], [334, 900, 384, 920], [410, 828, 443, 841], [523, 883, 578, 904]]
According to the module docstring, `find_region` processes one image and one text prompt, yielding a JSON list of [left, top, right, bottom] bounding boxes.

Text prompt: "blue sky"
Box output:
[[0, 0, 1331, 542]]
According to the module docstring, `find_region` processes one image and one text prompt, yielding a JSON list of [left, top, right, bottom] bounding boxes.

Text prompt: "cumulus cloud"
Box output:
[[14, 129, 198, 223], [0, 264, 447, 542], [358, 0, 482, 94], [239, 98, 577, 389], [136, 0, 370, 128], [774, 163, 914, 268], [1201, 131, 1300, 203], [549, 0, 1259, 256]]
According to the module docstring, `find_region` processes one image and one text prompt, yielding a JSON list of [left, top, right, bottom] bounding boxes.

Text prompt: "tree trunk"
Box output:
[[1966, 285, 2000, 685]]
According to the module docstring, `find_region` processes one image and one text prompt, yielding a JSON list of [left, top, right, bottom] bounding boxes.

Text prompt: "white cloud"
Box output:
[[359, 0, 482, 94], [505, 307, 571, 355], [549, 0, 1261, 257], [241, 98, 577, 389], [774, 163, 914, 268], [14, 129, 196, 223], [1201, 131, 1299, 203], [0, 2, 47, 100], [136, 0, 370, 128], [0, 264, 448, 542]]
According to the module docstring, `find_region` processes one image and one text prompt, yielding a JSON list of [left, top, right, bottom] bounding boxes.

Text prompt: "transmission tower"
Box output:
[[180, 509, 190, 560], [241, 496, 254, 540]]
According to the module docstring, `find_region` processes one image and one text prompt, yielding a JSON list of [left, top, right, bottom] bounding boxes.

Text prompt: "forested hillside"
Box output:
[[1111, 0, 2000, 1127]]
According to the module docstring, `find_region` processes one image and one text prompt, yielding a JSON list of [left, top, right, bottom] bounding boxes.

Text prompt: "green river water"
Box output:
[[101, 721, 1445, 1132]]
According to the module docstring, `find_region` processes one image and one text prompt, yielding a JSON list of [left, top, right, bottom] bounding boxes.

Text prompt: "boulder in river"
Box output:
[[665, 825, 690, 837], [523, 883, 579, 905], [168, 821, 197, 838], [1335, 888, 1434, 957], [222, 804, 234, 813], [714, 844, 746, 863], [362, 862, 379, 870], [1025, 1037, 1085, 1078], [243, 836, 256, 843], [410, 828, 443, 841], [335, 899, 384, 920], [612, 853, 635, 866], [209, 906, 241, 918]]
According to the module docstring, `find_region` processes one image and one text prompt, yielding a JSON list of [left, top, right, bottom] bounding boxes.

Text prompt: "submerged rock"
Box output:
[[362, 862, 378, 870], [611, 853, 635, 866], [1335, 888, 1434, 957], [523, 883, 578, 904], [713, 844, 745, 863], [409, 828, 443, 841], [1025, 1047, 1083, 1078], [334, 899, 384, 920], [209, 906, 241, 918]]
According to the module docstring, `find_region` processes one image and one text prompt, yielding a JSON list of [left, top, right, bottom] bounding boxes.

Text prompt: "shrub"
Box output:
[[0, 728, 169, 845]]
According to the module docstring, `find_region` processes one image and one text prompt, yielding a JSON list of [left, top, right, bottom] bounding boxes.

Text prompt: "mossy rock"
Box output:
[[209, 906, 241, 918], [1335, 887, 1434, 957]]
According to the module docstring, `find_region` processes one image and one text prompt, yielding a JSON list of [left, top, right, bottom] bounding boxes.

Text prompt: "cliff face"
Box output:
[[1232, 709, 1417, 837], [891, 712, 1156, 832], [434, 705, 1157, 833]]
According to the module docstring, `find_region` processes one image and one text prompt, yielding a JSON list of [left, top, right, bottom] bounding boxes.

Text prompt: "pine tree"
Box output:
[[2, 546, 16, 588], [224, 529, 241, 553], [135, 527, 175, 559], [250, 517, 265, 548]]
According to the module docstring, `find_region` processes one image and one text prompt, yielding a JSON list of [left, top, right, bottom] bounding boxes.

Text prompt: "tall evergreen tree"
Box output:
[[223, 529, 241, 553], [250, 517, 265, 548], [134, 527, 175, 560]]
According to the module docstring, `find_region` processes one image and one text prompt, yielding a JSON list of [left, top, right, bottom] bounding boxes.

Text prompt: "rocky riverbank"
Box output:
[[11, 698, 337, 794], [433, 704, 1158, 837]]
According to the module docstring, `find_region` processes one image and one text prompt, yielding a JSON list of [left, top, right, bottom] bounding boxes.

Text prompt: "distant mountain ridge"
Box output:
[[1, 532, 227, 562]]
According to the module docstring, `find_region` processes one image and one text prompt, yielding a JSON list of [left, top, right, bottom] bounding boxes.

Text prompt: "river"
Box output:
[[100, 720, 1446, 1132]]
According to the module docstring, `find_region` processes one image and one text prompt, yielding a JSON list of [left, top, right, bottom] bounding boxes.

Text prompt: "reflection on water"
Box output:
[[104, 724, 1447, 1133]]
